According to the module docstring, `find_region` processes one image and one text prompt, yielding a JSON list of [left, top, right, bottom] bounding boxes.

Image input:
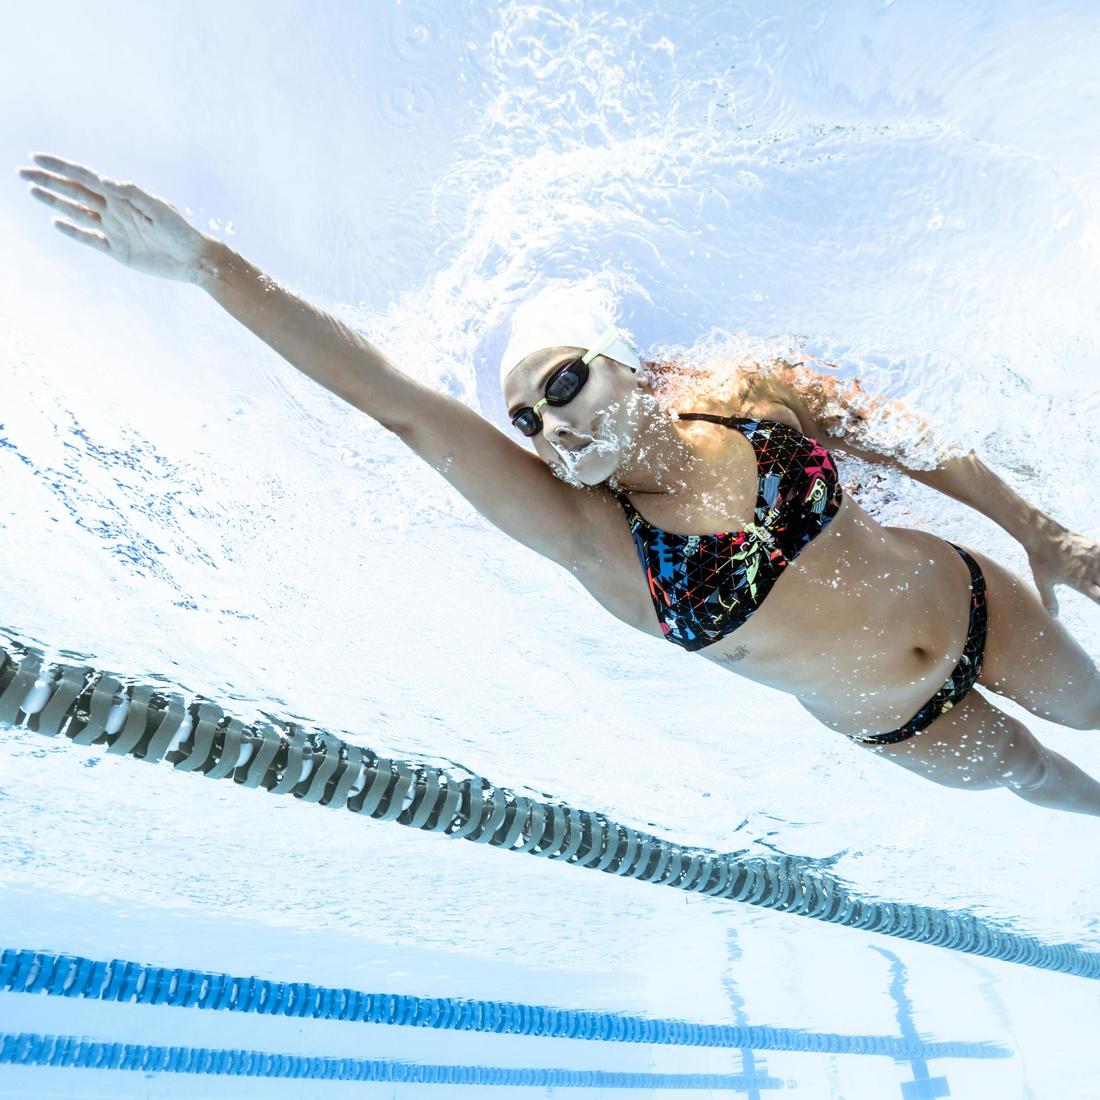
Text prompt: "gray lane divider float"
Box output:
[[1, 641, 1097, 981]]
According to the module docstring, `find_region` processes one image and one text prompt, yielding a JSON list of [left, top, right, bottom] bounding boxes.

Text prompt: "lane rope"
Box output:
[[1, 641, 1096, 980], [0, 947, 1010, 1059]]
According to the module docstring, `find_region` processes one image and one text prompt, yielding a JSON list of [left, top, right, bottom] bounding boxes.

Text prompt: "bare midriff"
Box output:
[[581, 405, 977, 739], [588, 477, 974, 740], [695, 492, 974, 737]]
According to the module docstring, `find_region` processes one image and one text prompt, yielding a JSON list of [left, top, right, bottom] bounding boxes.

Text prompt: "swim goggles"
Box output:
[[509, 325, 638, 438]]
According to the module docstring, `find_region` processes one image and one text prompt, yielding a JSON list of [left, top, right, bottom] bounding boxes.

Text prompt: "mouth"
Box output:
[[550, 414, 614, 472], [553, 439, 594, 472]]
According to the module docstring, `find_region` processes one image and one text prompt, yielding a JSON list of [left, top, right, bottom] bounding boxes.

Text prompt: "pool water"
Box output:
[[2, 0, 1099, 1096]]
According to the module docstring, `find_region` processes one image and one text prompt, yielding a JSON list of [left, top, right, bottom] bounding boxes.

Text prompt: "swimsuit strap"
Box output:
[[674, 411, 763, 451], [674, 409, 768, 467], [674, 412, 753, 427]]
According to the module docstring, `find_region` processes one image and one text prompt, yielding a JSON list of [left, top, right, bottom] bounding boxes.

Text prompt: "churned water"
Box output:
[[1, 0, 1099, 1096]]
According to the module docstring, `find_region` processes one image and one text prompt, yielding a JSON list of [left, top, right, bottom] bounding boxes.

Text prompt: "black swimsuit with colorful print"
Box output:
[[612, 413, 844, 652]]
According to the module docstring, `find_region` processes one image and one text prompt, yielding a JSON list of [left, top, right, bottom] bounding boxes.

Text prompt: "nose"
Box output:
[[543, 414, 589, 450]]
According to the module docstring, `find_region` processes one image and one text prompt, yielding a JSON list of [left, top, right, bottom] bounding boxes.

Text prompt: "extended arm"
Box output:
[[16, 151, 595, 573], [764, 356, 1063, 545], [194, 241, 595, 568], [765, 356, 1100, 614]]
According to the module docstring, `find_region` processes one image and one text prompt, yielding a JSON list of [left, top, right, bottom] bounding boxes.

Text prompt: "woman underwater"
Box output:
[[17, 152, 1100, 816]]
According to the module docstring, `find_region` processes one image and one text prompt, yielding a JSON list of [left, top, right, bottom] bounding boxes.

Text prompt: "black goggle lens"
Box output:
[[545, 359, 587, 401], [510, 358, 590, 437], [512, 409, 541, 436]]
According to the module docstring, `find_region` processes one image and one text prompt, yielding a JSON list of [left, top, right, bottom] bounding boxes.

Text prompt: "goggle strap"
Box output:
[[581, 325, 624, 365]]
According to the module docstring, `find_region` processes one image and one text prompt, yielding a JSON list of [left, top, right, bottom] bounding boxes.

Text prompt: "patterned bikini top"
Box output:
[[612, 412, 844, 652]]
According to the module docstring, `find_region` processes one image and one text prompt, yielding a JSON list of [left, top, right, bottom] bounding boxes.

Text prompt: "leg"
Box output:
[[959, 542, 1100, 730], [859, 686, 1100, 817]]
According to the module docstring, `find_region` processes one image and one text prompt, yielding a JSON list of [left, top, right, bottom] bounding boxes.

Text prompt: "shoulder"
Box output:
[[745, 357, 867, 440], [647, 353, 847, 438], [742, 400, 804, 433], [732, 361, 815, 434]]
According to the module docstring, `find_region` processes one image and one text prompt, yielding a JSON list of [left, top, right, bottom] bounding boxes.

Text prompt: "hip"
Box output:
[[790, 525, 981, 736], [699, 503, 979, 730]]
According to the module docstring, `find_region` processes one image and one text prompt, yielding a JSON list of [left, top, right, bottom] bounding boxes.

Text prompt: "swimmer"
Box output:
[[17, 152, 1100, 816]]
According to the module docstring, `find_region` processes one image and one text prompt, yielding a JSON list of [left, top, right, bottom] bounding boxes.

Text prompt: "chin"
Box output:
[[547, 451, 617, 488], [574, 451, 621, 486]]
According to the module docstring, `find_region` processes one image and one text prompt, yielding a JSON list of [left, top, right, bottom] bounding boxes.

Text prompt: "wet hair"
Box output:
[[640, 354, 806, 421], [642, 349, 966, 471]]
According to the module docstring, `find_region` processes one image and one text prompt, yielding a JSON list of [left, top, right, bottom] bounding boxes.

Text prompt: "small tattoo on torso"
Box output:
[[715, 645, 749, 664]]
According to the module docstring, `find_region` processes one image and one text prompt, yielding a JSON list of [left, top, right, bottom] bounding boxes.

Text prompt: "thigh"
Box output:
[[859, 683, 1047, 792], [959, 542, 1100, 730]]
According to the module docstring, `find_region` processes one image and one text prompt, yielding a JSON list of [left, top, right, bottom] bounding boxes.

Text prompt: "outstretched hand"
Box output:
[[1025, 524, 1100, 618], [17, 151, 212, 283]]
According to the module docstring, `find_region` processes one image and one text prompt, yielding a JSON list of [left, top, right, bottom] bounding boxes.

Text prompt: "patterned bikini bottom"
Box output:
[[848, 542, 988, 746]]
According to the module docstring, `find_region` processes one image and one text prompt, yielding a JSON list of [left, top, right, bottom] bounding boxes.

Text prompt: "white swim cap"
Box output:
[[499, 283, 642, 389]]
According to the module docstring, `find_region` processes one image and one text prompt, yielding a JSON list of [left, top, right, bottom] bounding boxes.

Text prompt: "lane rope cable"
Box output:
[[0, 947, 1010, 1059], [1, 641, 1097, 981]]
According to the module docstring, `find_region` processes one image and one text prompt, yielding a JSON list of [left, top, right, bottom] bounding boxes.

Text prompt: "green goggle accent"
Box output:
[[509, 326, 627, 438]]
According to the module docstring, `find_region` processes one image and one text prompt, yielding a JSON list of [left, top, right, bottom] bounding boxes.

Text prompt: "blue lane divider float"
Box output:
[[1, 1031, 784, 1087], [0, 948, 1010, 1061], [1, 641, 1097, 981]]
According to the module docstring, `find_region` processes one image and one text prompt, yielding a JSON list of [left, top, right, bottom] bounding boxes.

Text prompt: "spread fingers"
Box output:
[[27, 184, 103, 229], [28, 151, 105, 192], [19, 166, 106, 211]]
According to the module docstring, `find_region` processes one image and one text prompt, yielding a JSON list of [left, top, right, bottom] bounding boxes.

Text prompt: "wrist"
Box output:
[[1022, 509, 1066, 546], [190, 236, 233, 291]]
